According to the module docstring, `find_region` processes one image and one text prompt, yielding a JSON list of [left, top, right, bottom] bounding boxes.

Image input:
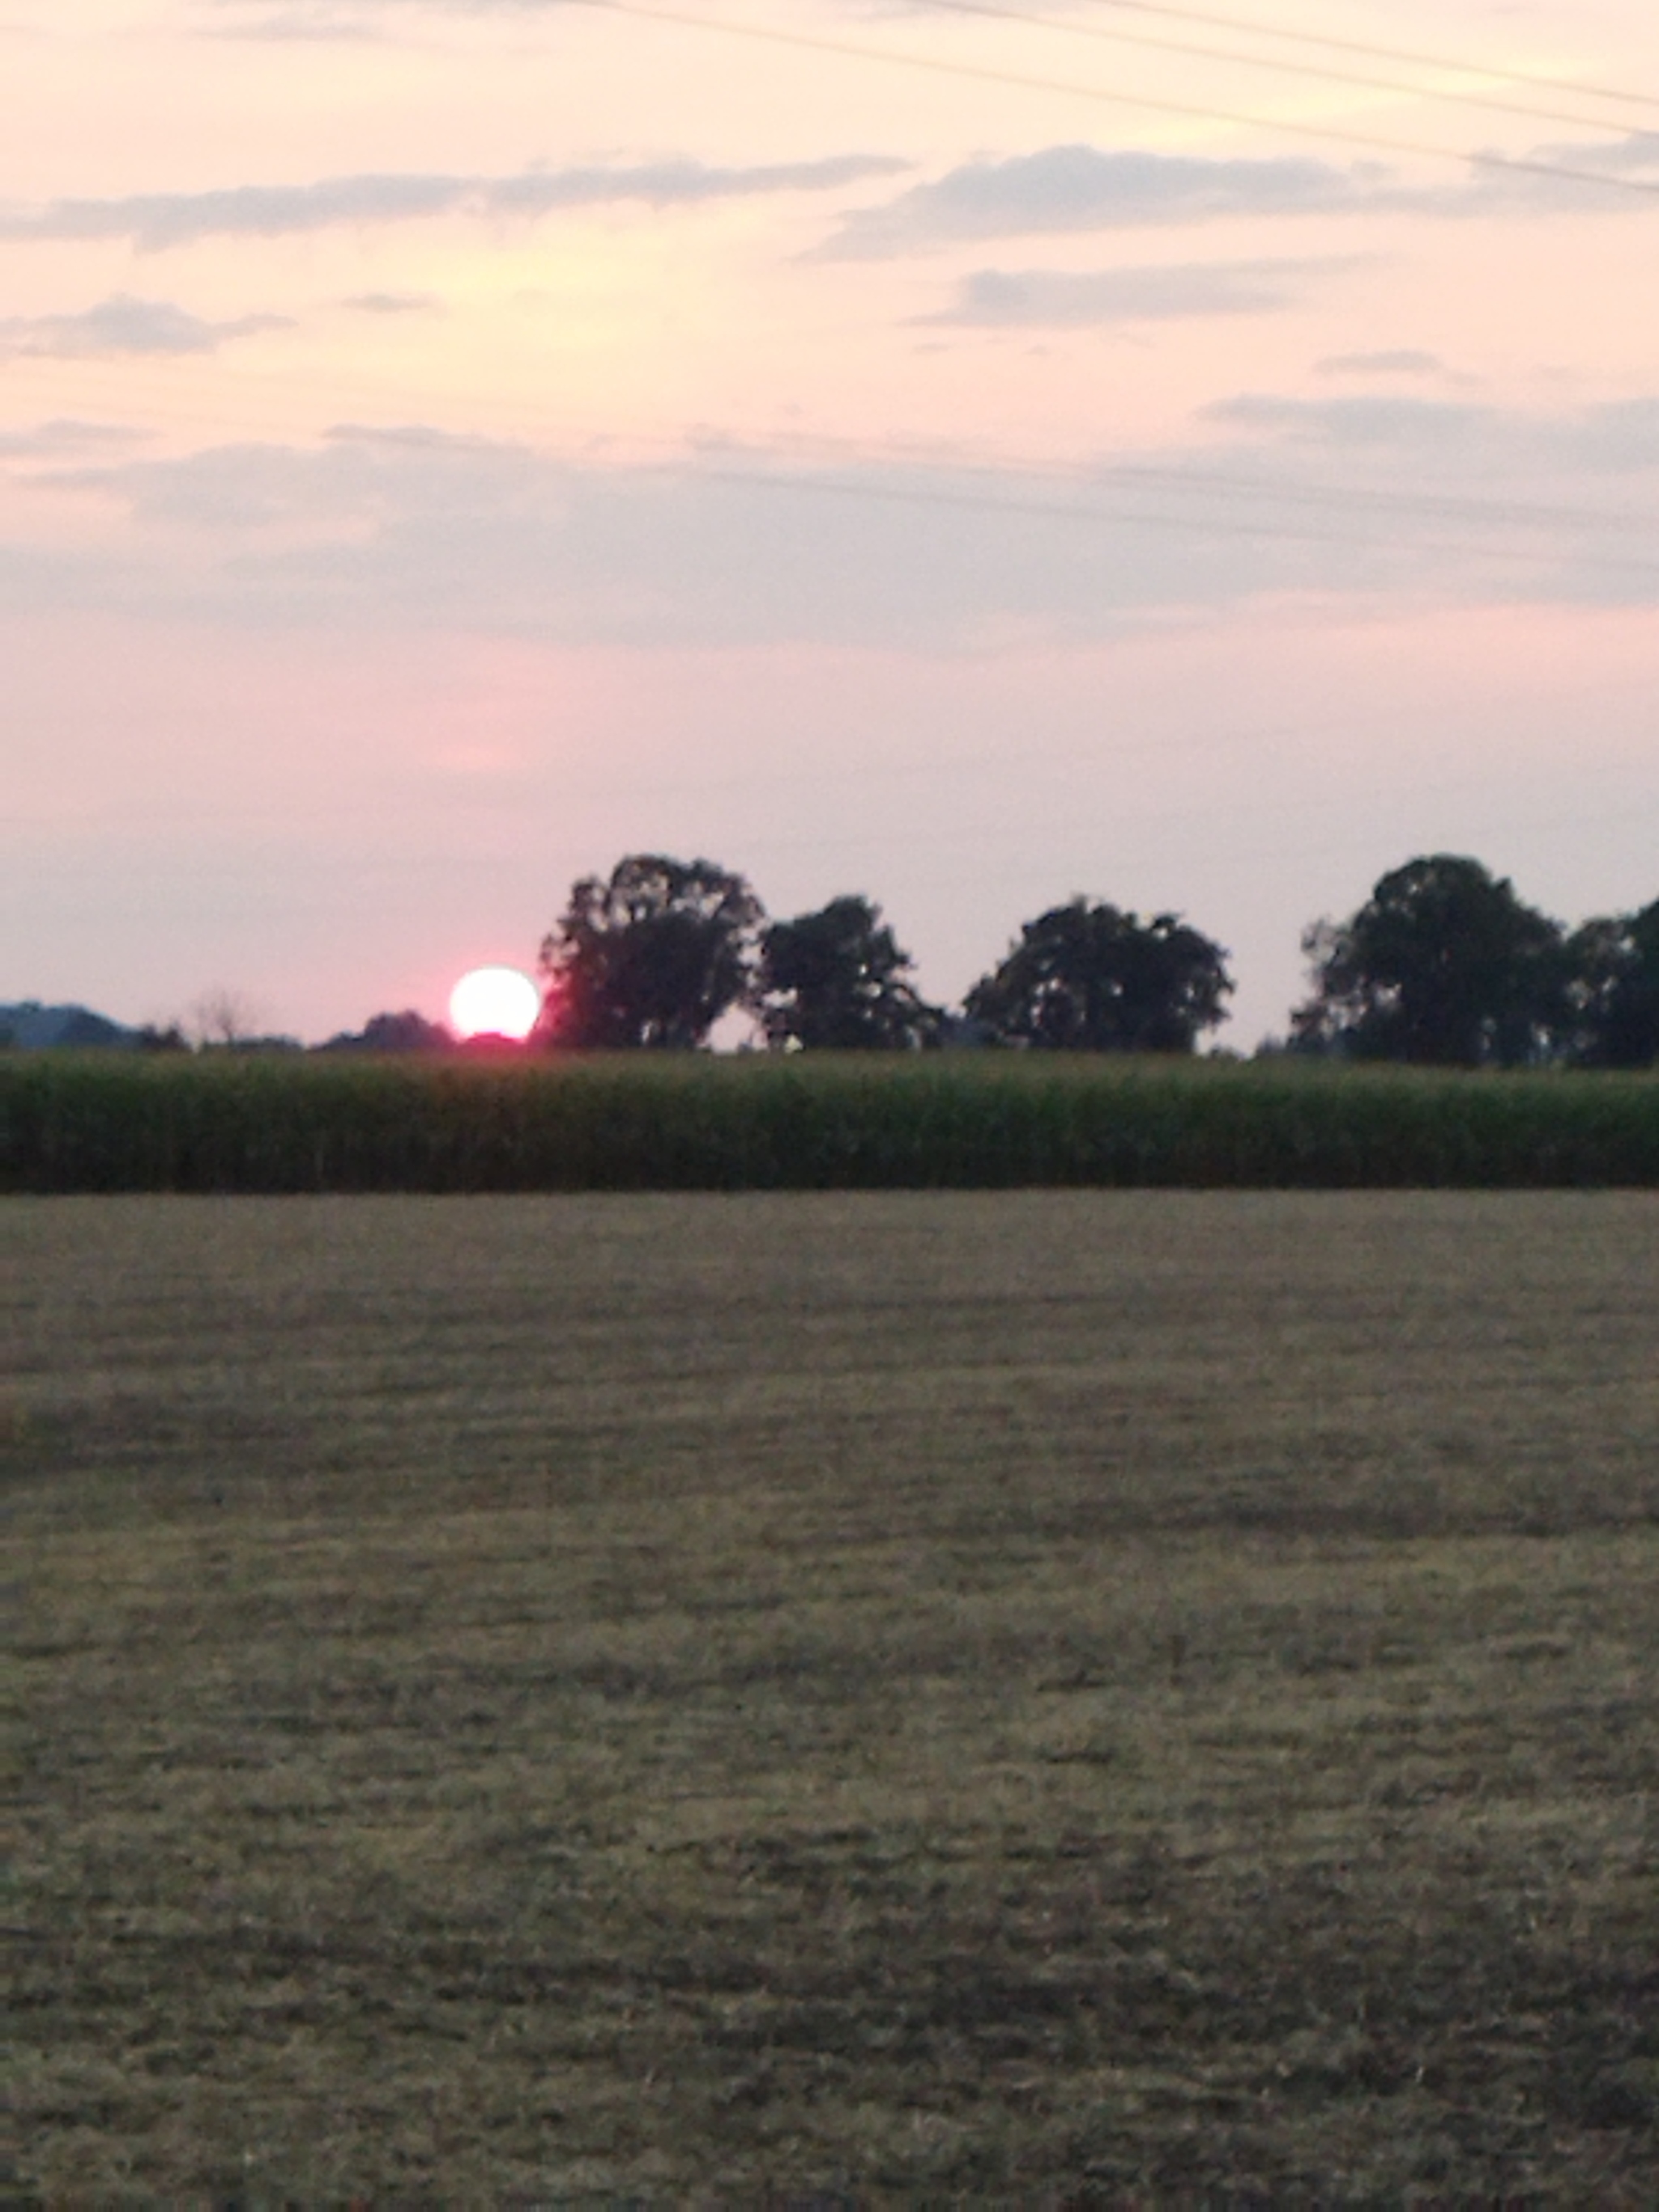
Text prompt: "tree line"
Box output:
[[505, 849, 1653, 1069], [532, 855, 1233, 1056], [17, 850, 1647, 1066]]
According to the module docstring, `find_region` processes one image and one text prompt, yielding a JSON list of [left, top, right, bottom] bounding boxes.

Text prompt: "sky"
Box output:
[[4, 0, 1657, 1048]]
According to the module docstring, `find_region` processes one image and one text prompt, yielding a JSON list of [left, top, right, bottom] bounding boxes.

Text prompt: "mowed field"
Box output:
[[9, 1191, 1658, 2200]]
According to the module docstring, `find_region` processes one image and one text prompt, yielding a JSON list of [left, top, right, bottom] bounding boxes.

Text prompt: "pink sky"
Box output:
[[5, 0, 1656, 1045]]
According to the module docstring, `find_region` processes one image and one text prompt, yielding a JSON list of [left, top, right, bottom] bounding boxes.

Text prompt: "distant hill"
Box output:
[[1, 1002, 141, 1051]]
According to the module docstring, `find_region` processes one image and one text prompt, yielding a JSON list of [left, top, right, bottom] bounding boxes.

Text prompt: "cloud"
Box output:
[[1448, 129, 1659, 214], [1, 157, 907, 250], [19, 397, 1653, 652], [812, 134, 1659, 258], [0, 419, 150, 456], [1317, 350, 1444, 378], [931, 257, 1358, 327], [1529, 131, 1659, 180], [0, 296, 289, 359], [1204, 392, 1659, 475], [209, 5, 385, 34], [342, 291, 440, 313], [816, 146, 1375, 258], [1610, 134, 1659, 176]]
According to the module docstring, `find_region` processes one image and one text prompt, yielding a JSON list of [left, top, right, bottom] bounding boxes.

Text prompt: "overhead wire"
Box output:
[[751, 432, 1659, 539], [1071, 0, 1657, 113], [676, 455, 1659, 578], [8, 10, 1653, 944], [564, 0, 1659, 199], [905, 0, 1652, 138], [6, 358, 1653, 562], [7, 430, 1653, 583], [2, 6, 1650, 636]]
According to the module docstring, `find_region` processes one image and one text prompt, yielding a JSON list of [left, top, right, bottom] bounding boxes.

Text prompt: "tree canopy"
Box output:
[[1563, 900, 1659, 1069], [318, 1010, 451, 1055], [538, 854, 762, 1050], [1291, 855, 1567, 1067], [965, 900, 1233, 1052], [757, 895, 942, 1051]]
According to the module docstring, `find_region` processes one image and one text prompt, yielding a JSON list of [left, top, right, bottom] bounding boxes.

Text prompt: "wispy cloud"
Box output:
[[0, 296, 289, 359], [931, 257, 1360, 327], [208, 5, 386, 36], [1451, 129, 1659, 211], [342, 291, 441, 314], [0, 418, 150, 456], [1205, 391, 1659, 475], [816, 147, 1385, 258], [1535, 131, 1659, 178], [1, 157, 907, 250], [1316, 350, 1444, 378], [813, 134, 1659, 258], [21, 399, 1654, 648]]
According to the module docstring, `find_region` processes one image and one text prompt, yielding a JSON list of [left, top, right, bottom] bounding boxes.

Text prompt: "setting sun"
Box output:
[[449, 966, 540, 1042]]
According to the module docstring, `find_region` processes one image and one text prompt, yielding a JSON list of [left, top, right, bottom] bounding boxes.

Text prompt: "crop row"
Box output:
[[5, 1051, 1657, 1191]]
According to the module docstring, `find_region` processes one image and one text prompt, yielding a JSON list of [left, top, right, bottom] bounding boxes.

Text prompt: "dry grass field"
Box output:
[[9, 1191, 1658, 2201]]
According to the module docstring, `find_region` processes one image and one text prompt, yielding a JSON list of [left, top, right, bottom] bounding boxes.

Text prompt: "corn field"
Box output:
[[6, 1051, 1657, 1191]]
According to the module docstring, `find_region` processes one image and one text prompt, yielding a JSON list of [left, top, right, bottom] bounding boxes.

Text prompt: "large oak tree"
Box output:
[[539, 854, 761, 1049], [1564, 898, 1659, 1068], [757, 895, 941, 1050], [966, 899, 1232, 1052], [1292, 855, 1567, 1066]]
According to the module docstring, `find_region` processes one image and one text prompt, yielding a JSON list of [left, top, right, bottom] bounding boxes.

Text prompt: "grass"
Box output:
[[4, 1048, 1657, 1192], [9, 1190, 1659, 2199]]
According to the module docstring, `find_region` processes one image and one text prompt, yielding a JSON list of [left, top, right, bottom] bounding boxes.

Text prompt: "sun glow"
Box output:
[[449, 965, 540, 1042]]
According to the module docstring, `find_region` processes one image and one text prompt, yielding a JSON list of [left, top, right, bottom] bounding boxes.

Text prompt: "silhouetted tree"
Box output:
[[1563, 899, 1659, 1068], [539, 853, 762, 1049], [1292, 855, 1567, 1066], [965, 899, 1232, 1051], [316, 1010, 451, 1055], [757, 895, 942, 1050], [190, 987, 262, 1048]]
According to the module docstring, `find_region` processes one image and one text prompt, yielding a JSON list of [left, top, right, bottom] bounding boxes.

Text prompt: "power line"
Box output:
[[28, 413, 1629, 574], [7, 353, 1653, 555], [1077, 0, 1659, 113], [9, 381, 1653, 553], [675, 456, 1659, 576], [907, 0, 1648, 139], [565, 0, 1659, 200], [768, 437, 1657, 539], [683, 420, 1656, 539]]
